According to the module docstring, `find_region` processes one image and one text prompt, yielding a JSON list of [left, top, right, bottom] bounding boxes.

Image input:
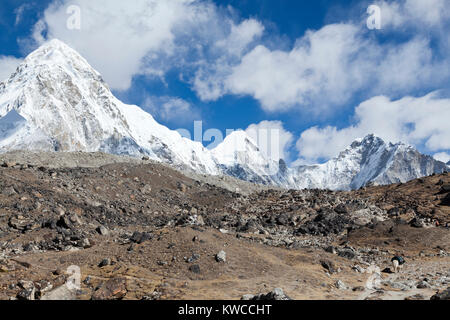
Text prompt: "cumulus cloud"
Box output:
[[376, 0, 450, 28], [220, 24, 446, 112], [193, 19, 264, 101], [31, 0, 214, 90], [0, 56, 23, 81], [245, 121, 293, 162], [295, 92, 450, 163], [30, 0, 450, 114], [31, 0, 264, 93], [191, 1, 450, 112]]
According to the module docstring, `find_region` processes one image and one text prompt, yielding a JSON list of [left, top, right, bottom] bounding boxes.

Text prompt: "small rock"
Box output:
[[18, 280, 35, 290], [431, 287, 450, 300], [80, 238, 91, 249], [92, 278, 127, 300], [352, 265, 365, 273], [177, 182, 187, 193], [17, 281, 35, 300], [324, 246, 337, 254], [320, 260, 337, 274], [53, 268, 64, 276], [96, 226, 109, 236], [99, 258, 111, 268], [215, 250, 226, 263], [353, 286, 365, 292], [17, 288, 35, 300], [334, 204, 348, 214], [3, 186, 17, 196], [335, 280, 347, 290], [416, 280, 431, 289], [405, 294, 426, 301], [189, 264, 201, 274], [1, 161, 17, 168], [130, 232, 152, 244], [338, 248, 356, 260], [409, 218, 425, 228], [187, 253, 200, 263], [140, 185, 152, 194]]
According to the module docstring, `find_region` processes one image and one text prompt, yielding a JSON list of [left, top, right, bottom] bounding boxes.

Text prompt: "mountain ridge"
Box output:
[[0, 39, 447, 190]]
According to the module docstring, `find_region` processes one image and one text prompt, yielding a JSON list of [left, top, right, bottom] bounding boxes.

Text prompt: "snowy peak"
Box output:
[[22, 39, 100, 77], [211, 130, 281, 184], [0, 39, 128, 152], [0, 39, 220, 174], [292, 134, 447, 190], [213, 130, 262, 165]]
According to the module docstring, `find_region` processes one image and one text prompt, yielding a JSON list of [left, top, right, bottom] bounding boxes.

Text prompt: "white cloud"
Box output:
[[193, 18, 264, 101], [434, 152, 450, 163], [143, 96, 198, 124], [0, 56, 23, 81], [32, 0, 264, 93], [190, 1, 450, 112], [30, 0, 450, 114], [31, 0, 223, 91], [245, 121, 293, 161], [295, 92, 450, 163], [218, 24, 446, 112], [377, 0, 450, 28]]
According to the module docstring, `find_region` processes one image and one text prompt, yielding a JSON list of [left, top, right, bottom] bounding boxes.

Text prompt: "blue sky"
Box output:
[[1, 0, 449, 164]]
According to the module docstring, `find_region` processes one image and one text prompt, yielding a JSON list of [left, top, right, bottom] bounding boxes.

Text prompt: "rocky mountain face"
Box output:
[[289, 135, 449, 190], [0, 40, 447, 190]]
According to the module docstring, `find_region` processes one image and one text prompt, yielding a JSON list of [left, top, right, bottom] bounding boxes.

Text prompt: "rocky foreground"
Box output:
[[0, 152, 449, 300]]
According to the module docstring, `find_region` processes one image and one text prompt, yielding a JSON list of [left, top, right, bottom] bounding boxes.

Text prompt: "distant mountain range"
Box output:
[[0, 40, 448, 190]]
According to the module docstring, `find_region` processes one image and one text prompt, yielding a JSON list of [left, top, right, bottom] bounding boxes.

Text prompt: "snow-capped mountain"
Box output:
[[0, 39, 219, 175], [289, 134, 448, 190], [0, 40, 447, 190], [211, 130, 280, 185]]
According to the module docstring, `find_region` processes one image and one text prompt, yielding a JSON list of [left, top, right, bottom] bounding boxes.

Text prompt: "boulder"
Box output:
[[320, 260, 337, 274], [91, 278, 127, 300], [242, 288, 291, 301], [431, 287, 450, 300]]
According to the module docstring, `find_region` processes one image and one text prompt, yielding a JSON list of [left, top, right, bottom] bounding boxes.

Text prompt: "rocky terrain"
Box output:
[[0, 152, 449, 300]]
